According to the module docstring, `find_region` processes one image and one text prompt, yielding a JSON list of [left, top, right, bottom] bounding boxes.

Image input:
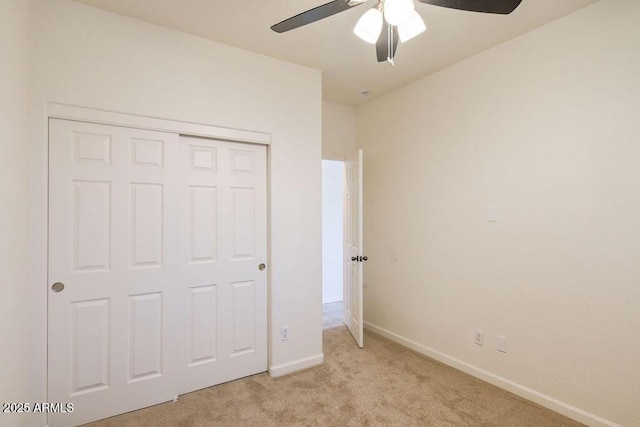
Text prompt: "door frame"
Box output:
[[44, 102, 272, 407], [321, 153, 364, 346]]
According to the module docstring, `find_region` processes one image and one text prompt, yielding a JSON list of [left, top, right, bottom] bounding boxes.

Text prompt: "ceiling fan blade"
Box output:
[[271, 0, 364, 33], [417, 0, 523, 14], [376, 25, 399, 63]]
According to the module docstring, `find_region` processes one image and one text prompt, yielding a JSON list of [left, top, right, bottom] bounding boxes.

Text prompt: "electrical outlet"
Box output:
[[497, 335, 507, 353], [474, 329, 484, 346], [280, 326, 289, 341]]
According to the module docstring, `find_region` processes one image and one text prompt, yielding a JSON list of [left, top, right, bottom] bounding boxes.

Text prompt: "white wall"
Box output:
[[25, 0, 322, 422], [322, 160, 344, 304], [322, 102, 356, 160], [357, 0, 640, 426], [0, 1, 30, 426]]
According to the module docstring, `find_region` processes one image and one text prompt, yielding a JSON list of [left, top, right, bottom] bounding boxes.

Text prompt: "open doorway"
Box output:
[[322, 159, 345, 329]]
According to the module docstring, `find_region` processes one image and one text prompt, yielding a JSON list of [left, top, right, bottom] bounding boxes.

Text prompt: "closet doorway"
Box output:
[[47, 119, 268, 426]]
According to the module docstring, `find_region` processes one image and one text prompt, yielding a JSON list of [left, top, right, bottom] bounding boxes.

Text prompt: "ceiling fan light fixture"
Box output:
[[383, 0, 414, 26], [354, 7, 383, 44], [398, 11, 426, 42]]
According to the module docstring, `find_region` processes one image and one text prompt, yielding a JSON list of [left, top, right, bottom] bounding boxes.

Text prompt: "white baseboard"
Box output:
[[363, 321, 619, 427], [268, 353, 324, 378], [322, 296, 343, 304]]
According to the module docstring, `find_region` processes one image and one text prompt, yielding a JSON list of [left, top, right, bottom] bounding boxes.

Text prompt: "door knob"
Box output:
[[51, 282, 65, 292], [362, 256, 368, 261], [351, 256, 358, 261], [258, 263, 266, 271]]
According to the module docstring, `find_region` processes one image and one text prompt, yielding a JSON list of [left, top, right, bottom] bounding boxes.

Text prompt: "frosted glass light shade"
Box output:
[[354, 8, 383, 44], [398, 11, 426, 42], [384, 0, 414, 26]]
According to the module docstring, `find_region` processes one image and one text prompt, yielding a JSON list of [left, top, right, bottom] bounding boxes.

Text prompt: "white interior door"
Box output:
[[344, 149, 364, 347], [48, 120, 268, 425], [48, 119, 181, 426], [178, 136, 267, 394]]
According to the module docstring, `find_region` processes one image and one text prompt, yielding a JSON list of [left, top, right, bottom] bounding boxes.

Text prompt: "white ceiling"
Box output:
[[72, 0, 599, 106]]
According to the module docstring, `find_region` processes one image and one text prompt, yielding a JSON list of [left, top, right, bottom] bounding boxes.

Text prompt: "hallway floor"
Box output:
[[322, 301, 343, 329]]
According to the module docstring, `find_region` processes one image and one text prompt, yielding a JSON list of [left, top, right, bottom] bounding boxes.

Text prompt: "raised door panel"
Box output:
[[189, 186, 218, 263], [130, 184, 163, 268], [74, 181, 111, 272], [71, 299, 110, 396], [189, 145, 218, 173], [74, 131, 111, 165], [188, 285, 218, 366], [131, 137, 164, 168], [231, 280, 256, 356], [230, 149, 254, 175], [128, 293, 163, 383], [231, 188, 255, 260]]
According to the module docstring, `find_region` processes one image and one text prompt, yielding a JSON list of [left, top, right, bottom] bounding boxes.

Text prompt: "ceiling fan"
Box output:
[[271, 0, 523, 64]]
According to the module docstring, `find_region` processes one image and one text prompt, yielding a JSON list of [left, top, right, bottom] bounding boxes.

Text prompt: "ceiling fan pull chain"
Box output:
[[387, 24, 395, 65]]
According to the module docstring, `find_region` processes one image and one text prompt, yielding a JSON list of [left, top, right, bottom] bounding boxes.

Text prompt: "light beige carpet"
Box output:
[[87, 327, 583, 426]]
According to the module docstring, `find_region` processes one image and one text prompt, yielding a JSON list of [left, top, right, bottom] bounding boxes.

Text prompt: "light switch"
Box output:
[[487, 204, 498, 222], [497, 335, 507, 353]]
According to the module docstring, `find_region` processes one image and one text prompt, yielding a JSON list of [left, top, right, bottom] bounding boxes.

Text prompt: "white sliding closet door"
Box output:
[[178, 136, 267, 394], [48, 119, 181, 426]]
